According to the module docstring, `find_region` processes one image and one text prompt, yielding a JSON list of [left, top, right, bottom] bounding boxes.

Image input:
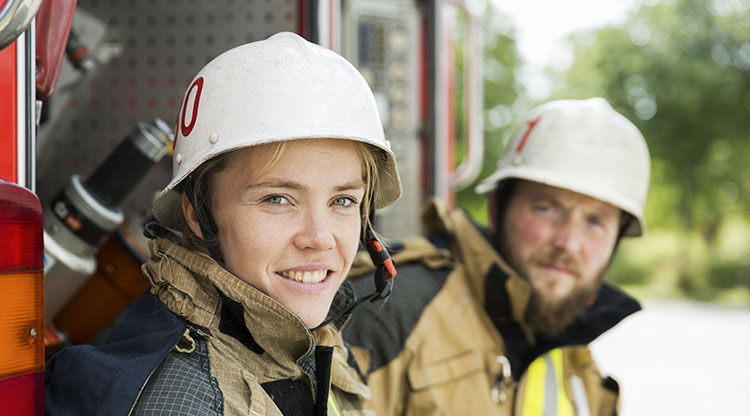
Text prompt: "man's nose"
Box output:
[[550, 217, 584, 254]]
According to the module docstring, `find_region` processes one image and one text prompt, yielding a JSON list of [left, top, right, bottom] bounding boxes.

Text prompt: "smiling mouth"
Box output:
[[277, 270, 329, 283]]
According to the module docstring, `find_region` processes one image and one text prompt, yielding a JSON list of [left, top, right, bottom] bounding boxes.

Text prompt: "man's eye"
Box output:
[[588, 216, 602, 226]]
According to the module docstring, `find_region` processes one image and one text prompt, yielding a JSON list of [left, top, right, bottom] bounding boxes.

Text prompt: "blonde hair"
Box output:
[[178, 139, 383, 258]]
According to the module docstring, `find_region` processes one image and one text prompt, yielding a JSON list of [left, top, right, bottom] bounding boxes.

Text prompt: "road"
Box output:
[[589, 298, 750, 415]]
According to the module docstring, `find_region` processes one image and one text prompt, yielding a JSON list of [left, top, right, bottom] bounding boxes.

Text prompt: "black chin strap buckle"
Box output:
[[364, 228, 396, 301], [143, 220, 182, 243]]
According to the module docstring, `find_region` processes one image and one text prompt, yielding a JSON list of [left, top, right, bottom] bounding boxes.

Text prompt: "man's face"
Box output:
[[497, 180, 621, 334]]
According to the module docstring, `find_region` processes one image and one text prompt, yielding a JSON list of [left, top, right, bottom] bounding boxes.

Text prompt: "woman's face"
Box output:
[[201, 139, 366, 327]]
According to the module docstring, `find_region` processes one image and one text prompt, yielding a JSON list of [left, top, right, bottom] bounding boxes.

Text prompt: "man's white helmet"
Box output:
[[153, 32, 401, 228], [476, 97, 650, 236]]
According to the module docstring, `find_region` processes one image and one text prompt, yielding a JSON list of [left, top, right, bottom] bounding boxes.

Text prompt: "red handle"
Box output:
[[35, 0, 77, 99]]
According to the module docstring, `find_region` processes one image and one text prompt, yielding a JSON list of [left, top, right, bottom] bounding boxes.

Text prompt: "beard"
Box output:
[[497, 238, 605, 336], [523, 275, 599, 336]]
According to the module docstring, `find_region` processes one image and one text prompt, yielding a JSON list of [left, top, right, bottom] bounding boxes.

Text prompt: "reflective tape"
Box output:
[[328, 394, 341, 416], [570, 375, 591, 416], [521, 349, 575, 416]]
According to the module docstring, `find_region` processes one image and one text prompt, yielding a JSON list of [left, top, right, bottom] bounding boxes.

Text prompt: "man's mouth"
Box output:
[[538, 263, 575, 275], [277, 270, 329, 283]]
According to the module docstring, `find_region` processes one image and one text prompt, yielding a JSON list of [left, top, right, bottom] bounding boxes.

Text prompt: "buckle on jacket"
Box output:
[[491, 355, 515, 405]]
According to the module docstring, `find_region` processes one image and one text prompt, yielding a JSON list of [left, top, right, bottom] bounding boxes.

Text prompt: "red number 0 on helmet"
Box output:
[[180, 77, 204, 138]]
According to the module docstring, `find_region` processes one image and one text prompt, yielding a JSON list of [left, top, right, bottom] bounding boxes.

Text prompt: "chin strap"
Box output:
[[143, 220, 182, 243], [363, 227, 397, 301], [312, 224, 397, 331], [181, 175, 225, 264]]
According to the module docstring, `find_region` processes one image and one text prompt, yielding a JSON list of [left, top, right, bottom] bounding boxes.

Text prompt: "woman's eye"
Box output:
[[332, 197, 355, 207], [264, 195, 289, 205]]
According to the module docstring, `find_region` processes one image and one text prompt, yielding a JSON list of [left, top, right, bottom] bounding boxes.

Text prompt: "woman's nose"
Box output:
[[293, 209, 336, 251]]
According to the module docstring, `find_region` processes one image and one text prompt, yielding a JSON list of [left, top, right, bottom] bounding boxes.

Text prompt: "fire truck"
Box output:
[[0, 0, 483, 412]]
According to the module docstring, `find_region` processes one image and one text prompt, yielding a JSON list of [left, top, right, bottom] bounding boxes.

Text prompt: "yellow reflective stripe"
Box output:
[[328, 358, 341, 416], [521, 353, 546, 416], [328, 394, 341, 416], [550, 349, 574, 416], [521, 349, 575, 416]]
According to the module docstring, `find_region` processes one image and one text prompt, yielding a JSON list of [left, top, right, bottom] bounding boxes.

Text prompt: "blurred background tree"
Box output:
[[456, 0, 750, 303]]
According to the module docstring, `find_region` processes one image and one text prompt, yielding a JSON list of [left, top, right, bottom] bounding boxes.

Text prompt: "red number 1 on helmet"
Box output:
[[515, 116, 541, 153]]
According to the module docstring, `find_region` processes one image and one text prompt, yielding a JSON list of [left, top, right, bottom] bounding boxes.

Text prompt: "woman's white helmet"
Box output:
[[153, 32, 401, 228], [476, 97, 650, 236]]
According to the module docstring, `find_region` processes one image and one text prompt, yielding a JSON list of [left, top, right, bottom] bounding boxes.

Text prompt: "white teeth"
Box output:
[[279, 270, 327, 283]]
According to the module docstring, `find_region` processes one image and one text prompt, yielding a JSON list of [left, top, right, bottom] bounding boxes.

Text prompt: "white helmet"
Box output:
[[476, 97, 650, 237], [153, 32, 401, 228]]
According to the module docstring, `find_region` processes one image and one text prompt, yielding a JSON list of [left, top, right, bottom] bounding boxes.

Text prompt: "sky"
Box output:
[[490, 0, 641, 99]]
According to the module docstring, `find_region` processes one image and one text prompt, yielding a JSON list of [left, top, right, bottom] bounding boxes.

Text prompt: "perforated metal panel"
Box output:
[[37, 0, 299, 240], [342, 0, 421, 239]]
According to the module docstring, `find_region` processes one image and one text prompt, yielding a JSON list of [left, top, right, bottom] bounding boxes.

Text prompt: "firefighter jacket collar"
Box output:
[[144, 238, 312, 372], [422, 198, 532, 332], [142, 237, 370, 399]]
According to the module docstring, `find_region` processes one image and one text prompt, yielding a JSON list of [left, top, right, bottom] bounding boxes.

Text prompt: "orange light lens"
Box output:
[[0, 271, 44, 378]]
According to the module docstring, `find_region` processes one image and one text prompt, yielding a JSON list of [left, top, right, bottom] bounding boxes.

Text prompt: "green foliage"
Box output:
[[708, 262, 750, 289], [550, 0, 750, 299]]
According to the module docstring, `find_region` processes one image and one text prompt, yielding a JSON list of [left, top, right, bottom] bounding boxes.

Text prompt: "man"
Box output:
[[344, 97, 650, 415]]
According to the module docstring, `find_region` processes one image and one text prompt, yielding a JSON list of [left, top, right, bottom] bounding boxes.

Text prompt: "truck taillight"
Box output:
[[0, 180, 44, 415]]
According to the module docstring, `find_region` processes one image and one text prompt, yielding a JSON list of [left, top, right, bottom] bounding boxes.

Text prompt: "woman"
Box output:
[[45, 32, 401, 416]]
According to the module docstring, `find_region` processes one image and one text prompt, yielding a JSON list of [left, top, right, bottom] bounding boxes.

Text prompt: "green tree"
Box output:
[[551, 0, 750, 298]]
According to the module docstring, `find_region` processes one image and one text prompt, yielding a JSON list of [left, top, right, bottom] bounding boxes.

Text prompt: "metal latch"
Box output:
[[491, 355, 516, 405]]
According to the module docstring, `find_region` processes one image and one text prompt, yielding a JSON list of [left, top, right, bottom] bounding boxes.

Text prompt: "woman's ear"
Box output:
[[181, 192, 204, 239]]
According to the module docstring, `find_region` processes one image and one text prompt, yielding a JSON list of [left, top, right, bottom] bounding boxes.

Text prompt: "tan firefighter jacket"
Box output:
[[343, 198, 640, 416]]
